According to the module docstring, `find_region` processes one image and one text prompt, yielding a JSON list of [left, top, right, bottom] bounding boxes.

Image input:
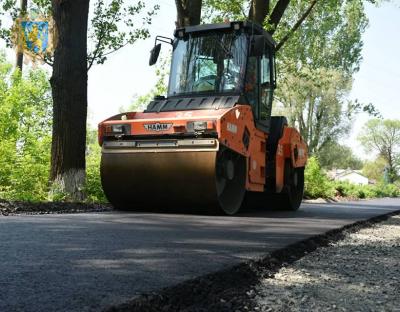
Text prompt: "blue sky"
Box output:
[[350, 1, 400, 118], [345, 1, 400, 156], [1, 1, 399, 159]]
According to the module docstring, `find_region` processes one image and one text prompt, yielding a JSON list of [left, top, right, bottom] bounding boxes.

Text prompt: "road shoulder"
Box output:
[[106, 210, 400, 312]]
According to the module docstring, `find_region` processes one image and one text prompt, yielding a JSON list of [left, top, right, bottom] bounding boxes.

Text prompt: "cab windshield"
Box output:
[[168, 32, 248, 97]]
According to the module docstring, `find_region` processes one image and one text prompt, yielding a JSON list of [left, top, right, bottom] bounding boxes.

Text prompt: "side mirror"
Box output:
[[250, 35, 265, 57], [149, 43, 161, 66]]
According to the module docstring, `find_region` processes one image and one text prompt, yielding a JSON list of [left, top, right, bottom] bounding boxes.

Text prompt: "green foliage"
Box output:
[[202, 0, 248, 22], [333, 181, 373, 199], [0, 54, 52, 201], [304, 156, 399, 200], [0, 0, 52, 47], [275, 66, 354, 154], [358, 119, 400, 183], [85, 129, 107, 203], [304, 156, 335, 198], [48, 180, 70, 202], [362, 156, 387, 182], [204, 1, 372, 154], [204, 0, 368, 73], [0, 1, 159, 68], [87, 0, 159, 69], [316, 142, 363, 170], [373, 183, 400, 198], [275, 0, 368, 75], [0, 55, 107, 203], [329, 180, 400, 200]]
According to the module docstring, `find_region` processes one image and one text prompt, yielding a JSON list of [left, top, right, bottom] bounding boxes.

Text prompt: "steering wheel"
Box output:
[[193, 75, 217, 91]]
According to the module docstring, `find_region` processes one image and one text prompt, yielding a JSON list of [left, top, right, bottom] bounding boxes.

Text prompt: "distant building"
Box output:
[[328, 169, 369, 185]]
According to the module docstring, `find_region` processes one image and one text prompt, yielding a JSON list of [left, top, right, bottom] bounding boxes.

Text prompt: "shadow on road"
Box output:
[[0, 198, 399, 312]]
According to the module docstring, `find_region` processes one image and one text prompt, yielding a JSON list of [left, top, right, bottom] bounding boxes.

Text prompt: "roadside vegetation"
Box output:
[[0, 56, 104, 202], [305, 157, 399, 200], [0, 1, 399, 205], [0, 53, 398, 204]]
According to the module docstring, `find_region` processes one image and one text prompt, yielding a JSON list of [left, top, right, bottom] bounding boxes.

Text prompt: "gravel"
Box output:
[[254, 215, 400, 311], [0, 199, 112, 216]]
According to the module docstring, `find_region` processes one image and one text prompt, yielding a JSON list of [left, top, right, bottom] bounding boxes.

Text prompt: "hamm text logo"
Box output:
[[144, 123, 173, 131]]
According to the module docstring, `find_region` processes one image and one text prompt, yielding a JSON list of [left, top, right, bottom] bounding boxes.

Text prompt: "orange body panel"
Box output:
[[99, 105, 266, 192], [217, 105, 266, 192], [99, 109, 230, 138], [275, 126, 308, 193], [99, 105, 307, 194]]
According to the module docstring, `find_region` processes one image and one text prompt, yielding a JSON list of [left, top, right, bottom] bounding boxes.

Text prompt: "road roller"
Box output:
[[98, 21, 308, 215]]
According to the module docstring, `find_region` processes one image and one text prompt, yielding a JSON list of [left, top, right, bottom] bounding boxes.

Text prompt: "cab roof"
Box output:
[[174, 21, 276, 47]]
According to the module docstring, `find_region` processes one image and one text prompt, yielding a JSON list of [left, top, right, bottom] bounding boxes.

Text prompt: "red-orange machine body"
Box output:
[[99, 21, 307, 214]]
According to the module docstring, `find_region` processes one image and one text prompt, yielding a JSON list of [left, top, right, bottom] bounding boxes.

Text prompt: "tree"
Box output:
[[201, 1, 375, 154], [316, 142, 363, 170], [203, 1, 377, 151], [358, 119, 400, 183], [0, 0, 159, 200], [274, 66, 354, 154], [49, 0, 90, 201], [274, 0, 368, 74], [362, 156, 387, 183], [202, 0, 318, 50], [50, 0, 159, 200], [0, 54, 52, 201], [15, 0, 27, 70], [175, 0, 202, 27]]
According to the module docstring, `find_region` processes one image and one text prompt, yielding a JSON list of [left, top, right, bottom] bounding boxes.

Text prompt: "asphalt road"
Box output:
[[1, 198, 399, 312]]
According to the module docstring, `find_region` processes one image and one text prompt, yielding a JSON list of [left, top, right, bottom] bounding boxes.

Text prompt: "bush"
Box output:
[[332, 180, 399, 200], [85, 129, 107, 203], [371, 183, 400, 198], [0, 55, 107, 203], [0, 56, 52, 201], [304, 156, 400, 200], [304, 156, 335, 198], [334, 181, 372, 199]]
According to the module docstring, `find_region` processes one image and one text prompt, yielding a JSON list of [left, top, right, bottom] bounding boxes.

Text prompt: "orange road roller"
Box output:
[[98, 21, 308, 215]]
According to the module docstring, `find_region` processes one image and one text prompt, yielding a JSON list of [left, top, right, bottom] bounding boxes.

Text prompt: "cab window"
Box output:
[[260, 48, 273, 120], [245, 56, 259, 119]]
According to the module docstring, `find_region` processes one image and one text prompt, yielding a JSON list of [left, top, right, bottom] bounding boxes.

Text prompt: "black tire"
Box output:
[[275, 160, 304, 211], [215, 148, 246, 215]]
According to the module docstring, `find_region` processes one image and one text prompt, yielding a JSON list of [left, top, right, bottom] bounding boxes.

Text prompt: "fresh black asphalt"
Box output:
[[1, 198, 399, 312]]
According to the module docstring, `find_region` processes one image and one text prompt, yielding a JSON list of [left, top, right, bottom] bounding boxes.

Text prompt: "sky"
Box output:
[[1, 1, 399, 159], [345, 1, 400, 156]]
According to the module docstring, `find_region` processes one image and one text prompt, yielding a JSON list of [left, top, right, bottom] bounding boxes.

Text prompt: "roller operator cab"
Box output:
[[98, 21, 308, 215]]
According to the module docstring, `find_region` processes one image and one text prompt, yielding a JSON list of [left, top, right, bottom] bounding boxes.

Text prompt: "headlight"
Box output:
[[186, 120, 216, 133], [111, 124, 125, 133], [187, 121, 207, 132], [105, 124, 131, 135]]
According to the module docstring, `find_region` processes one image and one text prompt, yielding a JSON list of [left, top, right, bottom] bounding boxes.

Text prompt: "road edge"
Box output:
[[105, 208, 400, 312]]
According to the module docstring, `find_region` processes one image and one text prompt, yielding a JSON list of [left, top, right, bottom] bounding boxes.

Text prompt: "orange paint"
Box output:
[[275, 127, 308, 193], [99, 105, 307, 194]]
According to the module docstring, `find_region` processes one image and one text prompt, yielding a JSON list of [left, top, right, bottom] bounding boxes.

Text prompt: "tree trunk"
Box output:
[[175, 0, 202, 27], [248, 0, 270, 25], [269, 0, 290, 33], [15, 0, 28, 71], [276, 0, 318, 51], [50, 0, 90, 201], [387, 150, 395, 183]]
